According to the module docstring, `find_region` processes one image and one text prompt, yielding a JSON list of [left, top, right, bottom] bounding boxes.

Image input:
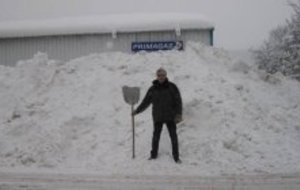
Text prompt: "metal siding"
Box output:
[[0, 29, 212, 65], [209, 29, 214, 46], [115, 33, 136, 52], [149, 31, 176, 41], [135, 32, 150, 42], [180, 30, 211, 45]]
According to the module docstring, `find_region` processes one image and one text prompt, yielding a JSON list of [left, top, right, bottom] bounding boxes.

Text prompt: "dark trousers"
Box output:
[[151, 121, 179, 160]]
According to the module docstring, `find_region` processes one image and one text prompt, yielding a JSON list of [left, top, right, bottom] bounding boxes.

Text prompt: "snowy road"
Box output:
[[0, 172, 300, 190]]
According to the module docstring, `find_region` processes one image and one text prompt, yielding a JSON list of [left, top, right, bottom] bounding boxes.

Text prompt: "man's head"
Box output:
[[156, 67, 167, 83]]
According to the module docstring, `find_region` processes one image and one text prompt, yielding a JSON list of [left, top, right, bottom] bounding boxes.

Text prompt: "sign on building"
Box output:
[[132, 41, 183, 52]]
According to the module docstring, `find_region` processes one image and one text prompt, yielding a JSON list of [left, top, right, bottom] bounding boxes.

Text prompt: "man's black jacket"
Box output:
[[135, 79, 182, 122]]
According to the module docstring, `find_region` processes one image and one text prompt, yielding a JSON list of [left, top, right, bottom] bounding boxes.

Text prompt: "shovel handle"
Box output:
[[131, 104, 135, 159]]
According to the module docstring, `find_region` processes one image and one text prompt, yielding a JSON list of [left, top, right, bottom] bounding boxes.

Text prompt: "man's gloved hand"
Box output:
[[175, 114, 183, 124]]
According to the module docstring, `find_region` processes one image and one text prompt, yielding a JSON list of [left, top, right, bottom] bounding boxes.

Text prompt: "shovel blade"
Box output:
[[122, 86, 140, 105]]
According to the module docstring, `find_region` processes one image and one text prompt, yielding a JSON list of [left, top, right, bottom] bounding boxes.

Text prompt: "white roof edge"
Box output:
[[0, 13, 214, 38]]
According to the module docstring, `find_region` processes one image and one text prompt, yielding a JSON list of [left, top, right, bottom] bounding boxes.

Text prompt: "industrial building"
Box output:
[[0, 13, 214, 65]]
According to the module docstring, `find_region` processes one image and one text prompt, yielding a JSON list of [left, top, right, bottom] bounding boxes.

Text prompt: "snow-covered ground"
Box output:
[[0, 171, 299, 190], [0, 42, 299, 176]]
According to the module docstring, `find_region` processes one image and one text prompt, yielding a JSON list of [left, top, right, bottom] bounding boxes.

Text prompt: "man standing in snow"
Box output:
[[133, 68, 182, 163]]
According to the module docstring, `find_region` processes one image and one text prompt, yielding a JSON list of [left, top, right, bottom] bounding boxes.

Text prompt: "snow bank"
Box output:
[[0, 42, 299, 176]]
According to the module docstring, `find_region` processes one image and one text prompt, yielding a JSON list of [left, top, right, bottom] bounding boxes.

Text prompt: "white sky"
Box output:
[[0, 0, 293, 50]]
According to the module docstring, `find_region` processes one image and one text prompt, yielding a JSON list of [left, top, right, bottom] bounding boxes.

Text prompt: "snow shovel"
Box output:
[[122, 86, 140, 159]]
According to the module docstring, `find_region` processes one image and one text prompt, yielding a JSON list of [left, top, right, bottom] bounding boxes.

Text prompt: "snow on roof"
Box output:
[[0, 13, 214, 38]]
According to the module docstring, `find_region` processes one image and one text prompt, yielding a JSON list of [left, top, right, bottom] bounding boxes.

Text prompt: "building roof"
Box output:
[[0, 13, 214, 38]]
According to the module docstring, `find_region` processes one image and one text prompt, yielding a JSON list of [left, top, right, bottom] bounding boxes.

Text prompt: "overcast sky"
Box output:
[[0, 0, 293, 50]]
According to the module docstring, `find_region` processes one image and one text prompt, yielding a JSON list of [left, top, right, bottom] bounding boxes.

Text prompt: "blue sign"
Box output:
[[132, 41, 183, 52]]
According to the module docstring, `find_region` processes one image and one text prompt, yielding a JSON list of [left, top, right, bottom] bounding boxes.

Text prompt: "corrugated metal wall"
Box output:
[[0, 29, 211, 66]]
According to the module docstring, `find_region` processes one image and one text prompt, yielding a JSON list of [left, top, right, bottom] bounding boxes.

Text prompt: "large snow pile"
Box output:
[[0, 42, 299, 176]]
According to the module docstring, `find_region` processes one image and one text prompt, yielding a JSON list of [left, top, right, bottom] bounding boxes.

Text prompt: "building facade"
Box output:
[[0, 14, 214, 65]]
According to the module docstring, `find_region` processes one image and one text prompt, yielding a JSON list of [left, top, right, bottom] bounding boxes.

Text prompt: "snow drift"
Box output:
[[0, 42, 299, 176]]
